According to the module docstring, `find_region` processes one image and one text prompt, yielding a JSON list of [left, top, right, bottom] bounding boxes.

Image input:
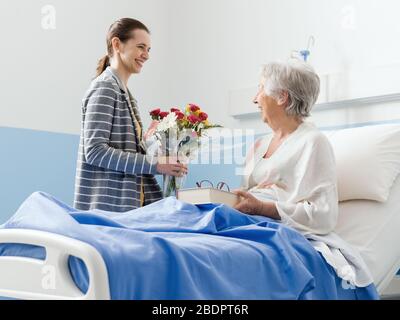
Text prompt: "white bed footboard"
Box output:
[[0, 229, 110, 300]]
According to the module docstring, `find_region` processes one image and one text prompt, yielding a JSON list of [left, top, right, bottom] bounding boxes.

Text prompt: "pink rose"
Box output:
[[187, 114, 200, 124], [198, 112, 208, 121], [159, 111, 170, 119], [150, 108, 161, 117], [175, 111, 185, 120], [189, 104, 200, 113]]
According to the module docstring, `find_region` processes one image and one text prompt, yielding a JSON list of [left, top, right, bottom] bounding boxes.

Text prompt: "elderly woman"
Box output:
[[234, 61, 373, 287], [234, 61, 337, 235]]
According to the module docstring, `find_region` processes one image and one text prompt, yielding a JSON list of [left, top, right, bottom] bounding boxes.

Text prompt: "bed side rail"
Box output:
[[0, 229, 110, 300]]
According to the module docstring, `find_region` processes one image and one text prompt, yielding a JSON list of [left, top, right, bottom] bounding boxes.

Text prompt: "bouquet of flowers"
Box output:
[[148, 104, 221, 197]]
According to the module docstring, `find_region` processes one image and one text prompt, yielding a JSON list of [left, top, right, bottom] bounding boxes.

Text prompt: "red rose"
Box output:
[[187, 114, 200, 124], [189, 104, 200, 113], [150, 108, 161, 117], [198, 112, 208, 121], [175, 111, 185, 120], [159, 111, 170, 119], [170, 107, 181, 113]]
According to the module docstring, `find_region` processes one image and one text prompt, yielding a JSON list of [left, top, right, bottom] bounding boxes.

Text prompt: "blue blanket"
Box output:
[[0, 192, 378, 300]]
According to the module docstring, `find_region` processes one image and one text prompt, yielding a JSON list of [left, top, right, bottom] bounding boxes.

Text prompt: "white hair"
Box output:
[[260, 61, 320, 118]]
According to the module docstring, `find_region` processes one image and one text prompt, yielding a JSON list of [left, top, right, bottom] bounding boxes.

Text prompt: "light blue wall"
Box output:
[[0, 127, 79, 223], [3, 119, 399, 224], [0, 127, 244, 224]]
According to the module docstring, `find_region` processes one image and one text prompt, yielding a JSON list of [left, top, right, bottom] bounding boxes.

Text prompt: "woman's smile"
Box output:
[[135, 59, 144, 68]]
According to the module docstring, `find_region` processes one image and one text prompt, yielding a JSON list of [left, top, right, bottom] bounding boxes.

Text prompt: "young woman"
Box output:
[[74, 18, 187, 212]]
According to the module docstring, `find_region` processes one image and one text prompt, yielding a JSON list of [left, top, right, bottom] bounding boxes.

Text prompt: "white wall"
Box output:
[[1, 0, 400, 136], [0, 0, 171, 134], [164, 0, 400, 133]]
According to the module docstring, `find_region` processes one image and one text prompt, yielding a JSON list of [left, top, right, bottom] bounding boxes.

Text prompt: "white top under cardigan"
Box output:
[[241, 121, 373, 287]]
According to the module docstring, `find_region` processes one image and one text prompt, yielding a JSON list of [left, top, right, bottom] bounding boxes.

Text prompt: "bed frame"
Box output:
[[0, 229, 110, 300], [1, 228, 400, 299], [380, 268, 400, 299]]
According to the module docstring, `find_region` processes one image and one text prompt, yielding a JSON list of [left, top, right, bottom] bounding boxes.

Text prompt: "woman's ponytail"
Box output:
[[95, 55, 110, 78]]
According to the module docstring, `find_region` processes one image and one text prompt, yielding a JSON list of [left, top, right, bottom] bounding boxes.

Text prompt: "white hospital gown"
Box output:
[[241, 121, 374, 287]]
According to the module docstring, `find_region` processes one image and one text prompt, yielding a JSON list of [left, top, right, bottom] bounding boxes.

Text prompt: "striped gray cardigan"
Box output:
[[73, 67, 162, 212]]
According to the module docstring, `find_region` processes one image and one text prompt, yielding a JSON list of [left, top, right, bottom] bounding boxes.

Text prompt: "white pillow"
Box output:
[[334, 174, 400, 288], [324, 124, 400, 202]]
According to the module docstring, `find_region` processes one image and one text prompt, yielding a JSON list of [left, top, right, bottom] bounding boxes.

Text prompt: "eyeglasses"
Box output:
[[195, 180, 230, 192]]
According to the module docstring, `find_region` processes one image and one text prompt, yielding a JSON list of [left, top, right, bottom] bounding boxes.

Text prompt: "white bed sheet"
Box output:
[[335, 174, 400, 291]]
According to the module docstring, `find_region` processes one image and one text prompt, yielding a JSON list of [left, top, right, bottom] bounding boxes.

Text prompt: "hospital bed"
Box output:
[[0, 229, 110, 299], [1, 187, 399, 300], [0, 122, 399, 300], [335, 174, 400, 299]]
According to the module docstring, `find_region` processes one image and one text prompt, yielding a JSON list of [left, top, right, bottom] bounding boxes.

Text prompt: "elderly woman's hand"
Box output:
[[233, 190, 281, 220], [233, 190, 264, 215]]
